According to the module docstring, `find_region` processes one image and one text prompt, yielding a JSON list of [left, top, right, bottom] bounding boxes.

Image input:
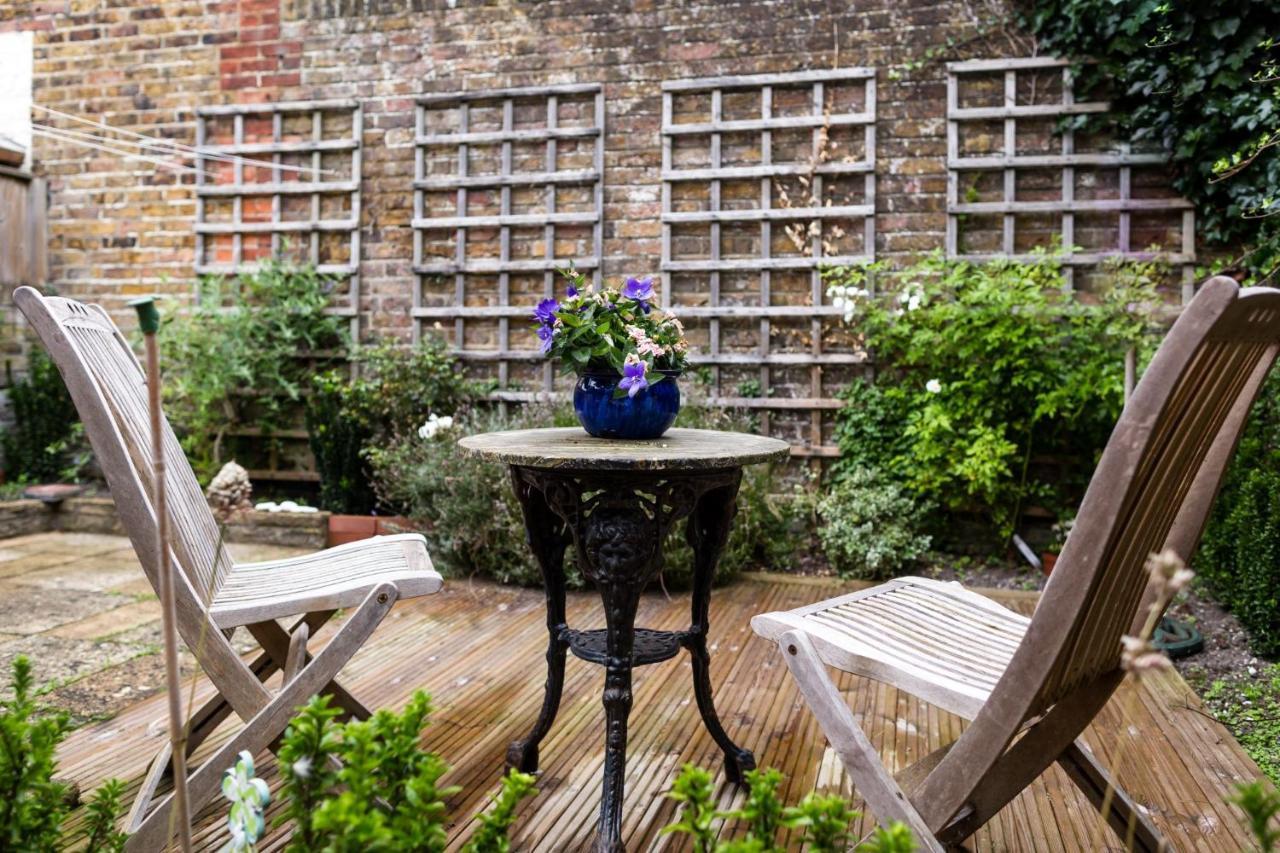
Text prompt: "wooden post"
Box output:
[[129, 296, 193, 853]]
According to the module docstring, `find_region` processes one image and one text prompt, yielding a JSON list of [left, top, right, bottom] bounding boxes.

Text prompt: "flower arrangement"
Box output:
[[534, 268, 690, 398]]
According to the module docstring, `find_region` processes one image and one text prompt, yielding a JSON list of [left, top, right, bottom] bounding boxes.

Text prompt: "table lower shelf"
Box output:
[[564, 627, 689, 666]]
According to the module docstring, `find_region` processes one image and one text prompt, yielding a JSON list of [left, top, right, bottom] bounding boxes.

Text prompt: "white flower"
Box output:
[[418, 412, 455, 441], [906, 293, 922, 311], [925, 379, 942, 394]]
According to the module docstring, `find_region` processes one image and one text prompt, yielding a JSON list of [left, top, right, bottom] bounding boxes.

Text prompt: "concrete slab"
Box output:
[[0, 585, 132, 634], [13, 563, 145, 593], [0, 634, 152, 700], [48, 600, 160, 641], [0, 550, 84, 578]]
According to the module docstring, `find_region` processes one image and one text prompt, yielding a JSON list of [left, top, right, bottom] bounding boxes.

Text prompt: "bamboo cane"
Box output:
[[129, 296, 193, 853]]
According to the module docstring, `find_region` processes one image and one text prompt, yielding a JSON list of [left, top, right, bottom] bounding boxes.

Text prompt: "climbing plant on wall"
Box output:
[[1022, 0, 1279, 280]]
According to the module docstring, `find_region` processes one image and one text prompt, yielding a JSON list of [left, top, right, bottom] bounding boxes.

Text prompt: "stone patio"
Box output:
[[0, 531, 306, 724]]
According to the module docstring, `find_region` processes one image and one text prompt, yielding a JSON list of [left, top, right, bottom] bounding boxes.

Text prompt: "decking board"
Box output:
[[56, 574, 1261, 851]]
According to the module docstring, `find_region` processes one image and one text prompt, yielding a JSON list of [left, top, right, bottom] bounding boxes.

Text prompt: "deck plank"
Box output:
[[56, 574, 1262, 851]]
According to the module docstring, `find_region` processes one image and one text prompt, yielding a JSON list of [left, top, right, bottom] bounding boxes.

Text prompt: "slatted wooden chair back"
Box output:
[[911, 277, 1280, 836], [1023, 278, 1280, 713], [14, 287, 262, 707]]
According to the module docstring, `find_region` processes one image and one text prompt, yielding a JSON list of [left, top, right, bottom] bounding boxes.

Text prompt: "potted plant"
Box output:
[[536, 269, 690, 440], [1041, 514, 1074, 576]]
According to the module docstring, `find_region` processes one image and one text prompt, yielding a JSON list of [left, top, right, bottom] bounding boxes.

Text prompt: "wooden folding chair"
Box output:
[[752, 276, 1280, 851], [15, 286, 443, 851]]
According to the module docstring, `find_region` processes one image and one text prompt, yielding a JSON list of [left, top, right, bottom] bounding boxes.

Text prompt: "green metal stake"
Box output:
[[129, 296, 193, 853]]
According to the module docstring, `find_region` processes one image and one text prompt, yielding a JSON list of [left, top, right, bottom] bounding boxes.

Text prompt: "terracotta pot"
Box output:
[[1040, 551, 1058, 577], [327, 514, 415, 546], [328, 514, 377, 547]]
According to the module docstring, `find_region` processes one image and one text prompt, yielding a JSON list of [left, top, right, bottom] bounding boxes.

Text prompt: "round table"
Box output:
[[459, 427, 790, 852]]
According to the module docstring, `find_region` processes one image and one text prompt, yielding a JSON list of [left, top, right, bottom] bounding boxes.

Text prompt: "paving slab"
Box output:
[[13, 562, 146, 593], [0, 532, 311, 725], [48, 600, 161, 641], [40, 653, 170, 728], [0, 634, 153, 700], [0, 550, 85, 578], [0, 584, 132, 634]]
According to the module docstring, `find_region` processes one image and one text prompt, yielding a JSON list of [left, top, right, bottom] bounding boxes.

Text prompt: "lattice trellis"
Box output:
[[946, 57, 1195, 299], [412, 84, 604, 398], [195, 99, 363, 339], [661, 68, 876, 458]]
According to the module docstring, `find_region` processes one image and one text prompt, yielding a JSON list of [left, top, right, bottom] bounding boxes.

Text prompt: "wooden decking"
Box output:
[[58, 572, 1261, 851]]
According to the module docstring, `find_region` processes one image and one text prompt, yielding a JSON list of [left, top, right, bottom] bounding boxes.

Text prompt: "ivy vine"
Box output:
[[1022, 0, 1280, 279]]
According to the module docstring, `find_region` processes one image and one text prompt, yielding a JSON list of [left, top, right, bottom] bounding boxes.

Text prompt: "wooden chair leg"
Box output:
[[1059, 739, 1169, 853], [125, 584, 397, 852], [777, 630, 945, 852], [246, 613, 372, 721]]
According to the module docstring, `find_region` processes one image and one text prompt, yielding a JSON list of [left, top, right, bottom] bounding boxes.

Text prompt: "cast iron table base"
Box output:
[[508, 465, 753, 853], [459, 428, 788, 852]]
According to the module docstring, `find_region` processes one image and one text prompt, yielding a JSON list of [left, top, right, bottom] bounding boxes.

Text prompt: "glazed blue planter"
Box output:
[[573, 370, 680, 439]]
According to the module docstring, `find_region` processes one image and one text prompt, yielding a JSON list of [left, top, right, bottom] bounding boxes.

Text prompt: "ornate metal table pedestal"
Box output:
[[507, 465, 753, 852]]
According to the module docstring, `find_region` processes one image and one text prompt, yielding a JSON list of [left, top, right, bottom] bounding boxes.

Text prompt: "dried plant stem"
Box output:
[[144, 331, 194, 853]]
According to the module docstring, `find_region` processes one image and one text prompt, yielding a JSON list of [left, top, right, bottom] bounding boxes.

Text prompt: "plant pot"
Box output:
[[328, 513, 378, 547], [1040, 551, 1058, 577], [573, 370, 680, 440]]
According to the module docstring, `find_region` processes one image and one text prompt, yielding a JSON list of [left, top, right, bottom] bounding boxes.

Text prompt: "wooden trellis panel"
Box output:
[[195, 99, 363, 339], [946, 57, 1196, 299], [195, 99, 362, 482], [412, 84, 604, 399], [661, 68, 876, 458]]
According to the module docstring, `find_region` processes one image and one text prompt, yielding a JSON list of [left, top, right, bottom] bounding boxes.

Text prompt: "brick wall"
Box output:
[[4, 0, 1195, 467], [9, 0, 1048, 319]]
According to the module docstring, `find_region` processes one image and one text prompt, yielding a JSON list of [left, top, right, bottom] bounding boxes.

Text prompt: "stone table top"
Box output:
[[458, 427, 791, 471]]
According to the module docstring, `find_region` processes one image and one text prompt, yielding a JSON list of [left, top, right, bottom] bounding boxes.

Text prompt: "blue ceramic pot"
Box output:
[[573, 370, 680, 440]]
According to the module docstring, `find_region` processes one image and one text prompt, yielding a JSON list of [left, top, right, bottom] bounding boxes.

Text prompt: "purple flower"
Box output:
[[566, 284, 579, 298], [532, 297, 559, 325], [536, 323, 555, 354], [618, 359, 649, 398], [622, 276, 655, 307]]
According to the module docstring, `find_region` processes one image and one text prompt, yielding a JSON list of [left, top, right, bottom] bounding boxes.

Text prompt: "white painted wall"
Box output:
[[0, 31, 34, 166]]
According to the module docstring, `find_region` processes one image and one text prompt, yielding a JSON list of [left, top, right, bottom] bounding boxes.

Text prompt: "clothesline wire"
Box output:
[[31, 104, 338, 176]]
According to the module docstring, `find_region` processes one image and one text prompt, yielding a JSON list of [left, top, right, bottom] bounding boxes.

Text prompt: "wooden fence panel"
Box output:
[[0, 170, 47, 288]]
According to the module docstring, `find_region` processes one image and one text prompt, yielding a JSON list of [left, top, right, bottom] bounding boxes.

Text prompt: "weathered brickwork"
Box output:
[[5, 0, 1195, 464]]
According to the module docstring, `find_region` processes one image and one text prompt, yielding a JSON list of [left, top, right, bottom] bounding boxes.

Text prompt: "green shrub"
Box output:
[[306, 339, 472, 515], [1198, 372, 1280, 656], [2, 349, 82, 483], [826, 251, 1161, 544], [368, 401, 809, 589], [817, 466, 932, 580], [162, 260, 348, 481], [0, 655, 126, 851], [368, 405, 576, 587], [276, 692, 535, 852], [1230, 780, 1280, 853], [661, 763, 916, 852]]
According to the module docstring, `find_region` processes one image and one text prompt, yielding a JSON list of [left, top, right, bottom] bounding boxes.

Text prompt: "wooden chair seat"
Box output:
[[752, 577, 1027, 721], [209, 533, 442, 628]]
